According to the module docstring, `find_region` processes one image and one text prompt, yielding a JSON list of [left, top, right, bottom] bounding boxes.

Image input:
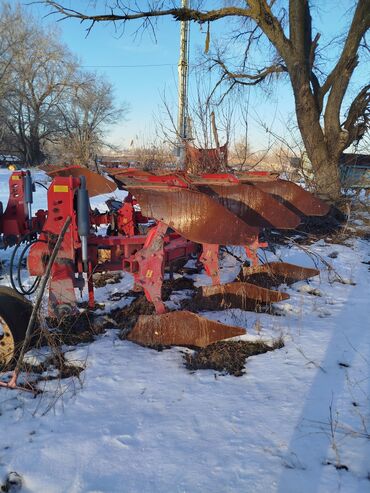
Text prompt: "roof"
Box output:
[[339, 153, 370, 168], [0, 155, 21, 162]]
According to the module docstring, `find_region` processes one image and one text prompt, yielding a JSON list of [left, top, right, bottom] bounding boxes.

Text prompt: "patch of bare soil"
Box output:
[[46, 312, 103, 345], [108, 292, 126, 301], [180, 266, 200, 275], [181, 289, 276, 314], [111, 292, 156, 336], [237, 271, 291, 289], [184, 339, 284, 377], [93, 272, 123, 288], [112, 278, 195, 337], [77, 301, 105, 311], [162, 276, 195, 300]]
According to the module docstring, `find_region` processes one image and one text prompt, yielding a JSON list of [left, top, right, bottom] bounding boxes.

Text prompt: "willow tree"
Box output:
[[44, 0, 370, 201]]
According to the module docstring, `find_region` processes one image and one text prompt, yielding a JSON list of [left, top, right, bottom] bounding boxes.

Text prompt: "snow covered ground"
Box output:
[[1, 169, 370, 492]]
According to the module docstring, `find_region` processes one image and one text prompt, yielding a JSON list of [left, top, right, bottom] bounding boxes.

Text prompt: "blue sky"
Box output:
[[20, 1, 368, 152]]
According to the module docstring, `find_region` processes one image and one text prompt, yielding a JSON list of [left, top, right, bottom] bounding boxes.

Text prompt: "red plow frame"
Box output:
[[0, 164, 330, 366]]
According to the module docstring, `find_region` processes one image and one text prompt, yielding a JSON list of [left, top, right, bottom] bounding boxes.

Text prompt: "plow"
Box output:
[[0, 165, 330, 375]]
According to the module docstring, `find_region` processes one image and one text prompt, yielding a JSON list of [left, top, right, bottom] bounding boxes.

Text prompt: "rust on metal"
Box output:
[[236, 171, 279, 182], [126, 186, 259, 245], [244, 179, 330, 217], [127, 310, 246, 348], [44, 166, 117, 197], [239, 261, 319, 286], [115, 173, 190, 188], [196, 183, 301, 229], [197, 281, 289, 311], [105, 168, 153, 178]]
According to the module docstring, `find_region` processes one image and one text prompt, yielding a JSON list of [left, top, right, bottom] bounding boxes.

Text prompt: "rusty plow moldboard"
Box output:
[[244, 179, 330, 217], [126, 185, 260, 245], [191, 282, 290, 312], [127, 310, 246, 348], [238, 261, 320, 287], [195, 183, 301, 230], [43, 165, 117, 197]]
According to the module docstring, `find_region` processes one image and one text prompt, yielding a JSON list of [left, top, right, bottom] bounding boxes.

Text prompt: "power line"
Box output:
[[82, 62, 198, 68], [82, 63, 176, 68]]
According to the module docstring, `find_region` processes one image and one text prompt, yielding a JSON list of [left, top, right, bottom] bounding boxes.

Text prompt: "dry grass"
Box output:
[[184, 337, 284, 377]]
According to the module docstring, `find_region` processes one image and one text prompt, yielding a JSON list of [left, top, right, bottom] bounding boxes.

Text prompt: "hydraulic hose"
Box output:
[[9, 236, 41, 296]]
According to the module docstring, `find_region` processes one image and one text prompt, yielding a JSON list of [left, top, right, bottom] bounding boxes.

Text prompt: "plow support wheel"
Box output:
[[0, 287, 33, 369], [127, 311, 246, 348]]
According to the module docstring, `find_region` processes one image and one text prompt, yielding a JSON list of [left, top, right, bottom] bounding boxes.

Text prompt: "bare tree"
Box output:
[[0, 3, 29, 145], [0, 4, 25, 96], [0, 5, 78, 165], [155, 73, 235, 159], [42, 0, 370, 201], [57, 74, 127, 167], [134, 141, 173, 171], [0, 2, 127, 166]]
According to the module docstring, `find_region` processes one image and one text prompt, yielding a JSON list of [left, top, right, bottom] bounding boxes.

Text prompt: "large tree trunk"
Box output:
[[308, 151, 341, 201], [290, 69, 342, 201], [297, 107, 342, 201], [24, 135, 45, 166]]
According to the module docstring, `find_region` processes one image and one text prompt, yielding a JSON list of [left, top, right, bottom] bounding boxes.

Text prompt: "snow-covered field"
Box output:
[[1, 169, 370, 492]]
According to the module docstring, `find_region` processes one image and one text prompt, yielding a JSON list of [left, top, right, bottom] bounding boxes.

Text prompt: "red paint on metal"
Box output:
[[133, 222, 168, 314], [87, 262, 95, 310], [199, 244, 220, 285], [245, 238, 268, 267], [48, 261, 79, 316], [28, 176, 82, 316], [200, 173, 240, 183], [0, 172, 46, 244]]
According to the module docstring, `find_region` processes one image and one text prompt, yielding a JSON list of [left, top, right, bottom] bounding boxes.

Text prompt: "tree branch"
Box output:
[[321, 1, 370, 99], [211, 58, 287, 85], [42, 2, 252, 25], [343, 84, 370, 145], [246, 0, 291, 60], [322, 0, 370, 145], [289, 0, 312, 60]]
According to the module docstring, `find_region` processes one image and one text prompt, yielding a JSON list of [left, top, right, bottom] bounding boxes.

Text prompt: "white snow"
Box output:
[[0, 169, 370, 492]]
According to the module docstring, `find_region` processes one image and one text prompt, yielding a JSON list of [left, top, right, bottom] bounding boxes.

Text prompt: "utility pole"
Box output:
[[177, 0, 190, 169]]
